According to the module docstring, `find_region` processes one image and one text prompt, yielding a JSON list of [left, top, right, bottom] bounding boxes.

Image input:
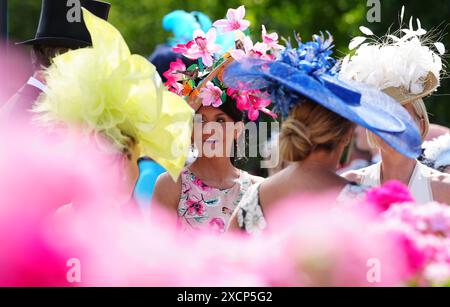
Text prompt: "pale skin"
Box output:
[[343, 103, 450, 204], [228, 128, 355, 231], [152, 106, 262, 224]]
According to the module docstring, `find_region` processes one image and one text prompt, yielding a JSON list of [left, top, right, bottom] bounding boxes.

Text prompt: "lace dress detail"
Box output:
[[177, 168, 252, 234]]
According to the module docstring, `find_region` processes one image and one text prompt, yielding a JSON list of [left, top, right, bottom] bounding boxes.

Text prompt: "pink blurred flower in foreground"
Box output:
[[213, 6, 250, 33], [176, 29, 222, 67], [366, 180, 415, 213], [0, 122, 125, 286], [265, 195, 411, 286], [380, 200, 450, 285], [198, 81, 223, 107]]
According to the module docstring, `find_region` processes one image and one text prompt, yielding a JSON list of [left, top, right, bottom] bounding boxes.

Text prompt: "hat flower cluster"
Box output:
[[163, 5, 281, 121]]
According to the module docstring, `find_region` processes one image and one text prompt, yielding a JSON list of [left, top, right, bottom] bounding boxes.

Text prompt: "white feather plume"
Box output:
[[340, 15, 445, 95]]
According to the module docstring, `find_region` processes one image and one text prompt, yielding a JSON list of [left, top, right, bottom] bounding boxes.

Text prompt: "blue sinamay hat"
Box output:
[[223, 33, 422, 159]]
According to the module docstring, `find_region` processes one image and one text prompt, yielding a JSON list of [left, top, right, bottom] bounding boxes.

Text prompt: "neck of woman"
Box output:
[[292, 150, 349, 189], [379, 150, 417, 186], [300, 150, 342, 173], [189, 156, 240, 183]]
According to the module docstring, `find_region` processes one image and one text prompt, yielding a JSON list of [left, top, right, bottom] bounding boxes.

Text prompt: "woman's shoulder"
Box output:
[[155, 171, 182, 188], [152, 171, 183, 210]]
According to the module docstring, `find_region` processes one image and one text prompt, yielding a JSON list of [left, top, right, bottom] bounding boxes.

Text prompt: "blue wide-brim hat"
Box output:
[[223, 34, 422, 159]]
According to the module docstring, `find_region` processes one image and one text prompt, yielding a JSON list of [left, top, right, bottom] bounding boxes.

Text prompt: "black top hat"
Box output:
[[17, 0, 111, 49]]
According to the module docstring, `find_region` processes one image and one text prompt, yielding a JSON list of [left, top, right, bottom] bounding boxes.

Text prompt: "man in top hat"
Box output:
[[1, 0, 110, 121]]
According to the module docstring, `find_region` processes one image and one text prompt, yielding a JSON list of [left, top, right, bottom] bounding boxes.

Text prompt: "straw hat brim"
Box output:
[[187, 57, 235, 111], [382, 72, 439, 105]]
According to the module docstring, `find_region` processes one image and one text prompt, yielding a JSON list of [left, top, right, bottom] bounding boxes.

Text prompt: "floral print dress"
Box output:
[[177, 168, 253, 234]]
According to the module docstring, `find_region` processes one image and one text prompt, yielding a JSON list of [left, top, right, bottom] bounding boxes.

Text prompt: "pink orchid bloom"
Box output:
[[198, 81, 224, 107], [262, 25, 284, 51], [213, 5, 250, 33], [173, 40, 195, 54], [163, 59, 186, 83], [165, 81, 184, 95], [182, 29, 222, 67], [246, 92, 277, 121], [229, 37, 273, 61], [163, 59, 186, 95], [227, 88, 277, 121]]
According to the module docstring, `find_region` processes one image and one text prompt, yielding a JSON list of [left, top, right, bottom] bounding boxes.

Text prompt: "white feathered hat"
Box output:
[[423, 134, 450, 171], [340, 7, 446, 105]]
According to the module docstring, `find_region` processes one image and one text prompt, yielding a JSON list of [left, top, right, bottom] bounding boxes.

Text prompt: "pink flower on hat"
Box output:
[[262, 25, 284, 52], [198, 81, 223, 107], [213, 6, 250, 33], [227, 88, 277, 121], [177, 29, 222, 67], [230, 37, 273, 61], [163, 59, 186, 95]]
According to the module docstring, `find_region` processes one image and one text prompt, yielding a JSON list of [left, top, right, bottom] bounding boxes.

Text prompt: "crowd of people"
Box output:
[[1, 0, 450, 286]]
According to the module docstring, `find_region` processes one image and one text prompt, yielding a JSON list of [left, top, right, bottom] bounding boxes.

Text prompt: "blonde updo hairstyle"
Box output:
[[280, 99, 355, 162]]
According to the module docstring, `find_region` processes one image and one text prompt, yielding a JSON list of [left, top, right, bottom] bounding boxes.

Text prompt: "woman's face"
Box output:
[[373, 102, 425, 154], [193, 106, 243, 158]]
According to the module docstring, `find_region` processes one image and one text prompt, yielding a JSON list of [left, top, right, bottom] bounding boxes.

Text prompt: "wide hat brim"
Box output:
[[16, 0, 111, 49], [223, 58, 423, 159], [17, 37, 91, 49]]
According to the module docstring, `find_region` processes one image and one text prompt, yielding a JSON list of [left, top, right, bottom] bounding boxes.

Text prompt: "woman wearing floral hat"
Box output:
[[340, 10, 450, 205], [152, 6, 281, 234], [223, 32, 423, 234]]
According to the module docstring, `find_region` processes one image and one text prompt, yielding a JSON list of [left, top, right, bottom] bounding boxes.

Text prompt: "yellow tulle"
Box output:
[[33, 9, 194, 180]]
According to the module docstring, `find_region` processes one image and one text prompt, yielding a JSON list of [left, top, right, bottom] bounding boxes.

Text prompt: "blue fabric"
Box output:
[[162, 10, 235, 54], [133, 159, 166, 210], [223, 33, 423, 159]]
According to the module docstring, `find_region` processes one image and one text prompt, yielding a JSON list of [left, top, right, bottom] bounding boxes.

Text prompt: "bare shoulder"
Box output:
[[152, 172, 182, 211], [429, 170, 450, 205]]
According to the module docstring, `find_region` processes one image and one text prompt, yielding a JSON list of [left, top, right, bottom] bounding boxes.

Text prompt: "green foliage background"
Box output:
[[7, 0, 450, 126]]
